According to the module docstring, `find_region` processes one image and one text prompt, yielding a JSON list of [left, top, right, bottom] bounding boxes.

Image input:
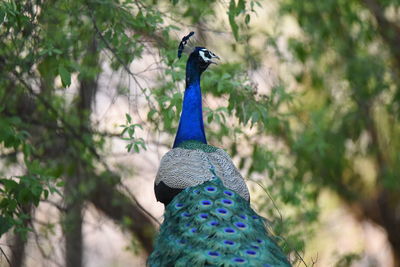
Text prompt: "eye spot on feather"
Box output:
[[245, 250, 257, 256], [199, 213, 209, 219], [239, 214, 247, 220], [256, 239, 264, 244], [223, 240, 235, 246], [224, 227, 236, 233], [222, 199, 233, 205], [175, 203, 184, 209], [251, 245, 260, 249], [234, 222, 247, 229], [200, 200, 212, 206], [193, 189, 200, 194], [190, 228, 197, 233], [233, 258, 246, 263], [209, 221, 219, 226], [217, 208, 228, 214], [224, 190, 233, 196], [205, 186, 216, 192], [208, 251, 220, 257], [181, 212, 191, 217]]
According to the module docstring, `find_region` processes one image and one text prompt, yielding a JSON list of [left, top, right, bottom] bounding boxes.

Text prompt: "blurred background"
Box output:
[[0, 0, 399, 266]]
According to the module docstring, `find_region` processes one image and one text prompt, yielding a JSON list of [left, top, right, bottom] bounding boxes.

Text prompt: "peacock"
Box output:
[[148, 32, 291, 267]]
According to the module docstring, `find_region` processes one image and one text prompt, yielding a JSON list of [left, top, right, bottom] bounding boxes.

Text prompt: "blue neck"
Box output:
[[173, 58, 207, 148]]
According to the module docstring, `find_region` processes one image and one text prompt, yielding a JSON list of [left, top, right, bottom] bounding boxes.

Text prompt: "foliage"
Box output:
[[120, 114, 146, 153], [278, 0, 400, 264], [0, 115, 60, 238]]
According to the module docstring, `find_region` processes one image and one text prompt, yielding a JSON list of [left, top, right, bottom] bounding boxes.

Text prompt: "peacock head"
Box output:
[[190, 47, 220, 73], [178, 32, 220, 74]]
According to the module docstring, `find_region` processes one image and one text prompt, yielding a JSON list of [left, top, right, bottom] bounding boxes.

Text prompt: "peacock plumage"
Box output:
[[148, 33, 291, 267]]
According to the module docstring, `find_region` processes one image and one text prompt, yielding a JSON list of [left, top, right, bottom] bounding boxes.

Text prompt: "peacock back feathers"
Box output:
[[155, 140, 249, 204], [149, 175, 291, 267]]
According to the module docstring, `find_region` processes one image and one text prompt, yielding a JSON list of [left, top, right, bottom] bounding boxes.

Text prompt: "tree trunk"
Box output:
[[64, 34, 98, 267], [64, 175, 84, 267], [9, 204, 33, 267]]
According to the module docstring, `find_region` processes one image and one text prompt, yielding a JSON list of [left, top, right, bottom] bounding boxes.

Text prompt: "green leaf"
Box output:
[[128, 126, 135, 137], [126, 143, 133, 152], [133, 143, 139, 153], [148, 109, 156, 120], [0, 8, 5, 24], [245, 14, 250, 24], [208, 112, 214, 123], [43, 189, 49, 199], [228, 0, 239, 41], [237, 0, 246, 14], [125, 113, 132, 124], [251, 111, 259, 124], [56, 181, 65, 187], [58, 65, 71, 87], [0, 216, 12, 237]]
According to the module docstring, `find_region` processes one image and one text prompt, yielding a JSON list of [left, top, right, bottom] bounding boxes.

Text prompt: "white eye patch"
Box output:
[[199, 49, 218, 63]]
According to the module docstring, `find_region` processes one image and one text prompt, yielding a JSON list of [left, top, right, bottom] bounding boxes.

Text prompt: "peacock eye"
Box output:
[[199, 49, 213, 63]]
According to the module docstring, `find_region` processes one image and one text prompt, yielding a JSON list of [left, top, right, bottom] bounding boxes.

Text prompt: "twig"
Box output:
[[250, 179, 309, 266], [89, 12, 153, 102], [29, 220, 64, 267], [10, 72, 104, 163], [120, 183, 161, 226], [252, 180, 283, 223], [0, 246, 11, 267]]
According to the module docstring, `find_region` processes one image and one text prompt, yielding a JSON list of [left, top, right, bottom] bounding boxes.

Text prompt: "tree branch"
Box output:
[[88, 172, 156, 255]]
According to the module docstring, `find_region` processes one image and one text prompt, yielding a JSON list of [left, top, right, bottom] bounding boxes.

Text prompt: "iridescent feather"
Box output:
[[149, 165, 290, 266]]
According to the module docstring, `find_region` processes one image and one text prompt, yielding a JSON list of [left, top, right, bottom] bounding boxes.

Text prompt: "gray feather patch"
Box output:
[[155, 147, 250, 201]]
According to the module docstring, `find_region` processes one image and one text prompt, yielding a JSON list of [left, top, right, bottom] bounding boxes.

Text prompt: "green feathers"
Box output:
[[148, 177, 291, 267], [177, 140, 218, 153]]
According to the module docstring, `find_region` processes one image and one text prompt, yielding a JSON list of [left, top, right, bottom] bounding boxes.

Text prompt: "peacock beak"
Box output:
[[210, 54, 220, 65]]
